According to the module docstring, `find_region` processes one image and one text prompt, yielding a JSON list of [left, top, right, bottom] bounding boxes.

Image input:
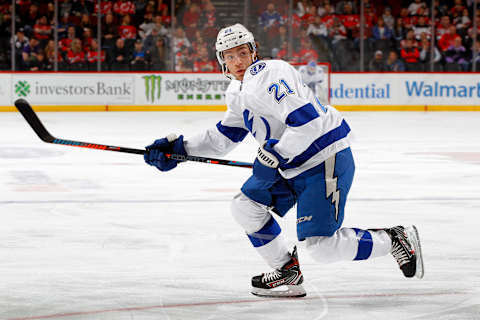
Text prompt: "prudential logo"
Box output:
[[143, 75, 162, 102], [15, 80, 31, 97]]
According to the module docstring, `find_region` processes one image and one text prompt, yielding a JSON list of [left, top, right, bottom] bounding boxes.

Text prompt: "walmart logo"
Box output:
[[143, 75, 162, 102], [15, 81, 31, 97]]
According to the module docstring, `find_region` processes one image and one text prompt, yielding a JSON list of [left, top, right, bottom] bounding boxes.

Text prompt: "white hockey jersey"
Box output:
[[184, 59, 351, 179]]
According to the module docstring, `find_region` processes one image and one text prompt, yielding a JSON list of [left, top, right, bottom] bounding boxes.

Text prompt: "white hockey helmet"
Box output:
[[215, 23, 257, 79]]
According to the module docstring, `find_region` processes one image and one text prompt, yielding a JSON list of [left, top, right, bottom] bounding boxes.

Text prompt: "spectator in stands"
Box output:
[[14, 28, 29, 70], [119, 14, 137, 40], [173, 27, 191, 53], [183, 3, 200, 39], [455, 8, 471, 33], [191, 31, 207, 53], [158, 2, 171, 26], [307, 16, 328, 38], [175, 44, 193, 69], [72, 0, 93, 17], [95, 1, 113, 15], [193, 46, 217, 72], [102, 13, 118, 49], [368, 50, 387, 71], [449, 0, 466, 17], [139, 12, 155, 39], [296, 0, 311, 17], [199, 1, 218, 41], [67, 38, 86, 70], [372, 17, 393, 41], [445, 36, 469, 70], [150, 37, 168, 71], [438, 25, 460, 52], [419, 38, 441, 67], [130, 39, 148, 70], [382, 7, 395, 30], [400, 30, 419, 49], [33, 15, 52, 48], [401, 39, 421, 70], [259, 3, 282, 32], [301, 6, 317, 27], [271, 25, 289, 57], [335, 0, 357, 15], [77, 13, 93, 36], [82, 28, 94, 50], [318, 1, 335, 17], [339, 2, 359, 38], [293, 39, 319, 63], [175, 57, 192, 72], [22, 37, 40, 70], [152, 15, 169, 38], [436, 15, 451, 40], [111, 38, 130, 71], [466, 15, 480, 42], [114, 0, 136, 16], [22, 4, 39, 35], [57, 13, 73, 39], [413, 16, 431, 40], [408, 0, 427, 16], [60, 0, 73, 17], [276, 41, 289, 60], [329, 17, 347, 44], [144, 27, 162, 53], [60, 26, 76, 51], [393, 17, 406, 42], [86, 38, 106, 70], [28, 50, 49, 71], [386, 50, 406, 71]]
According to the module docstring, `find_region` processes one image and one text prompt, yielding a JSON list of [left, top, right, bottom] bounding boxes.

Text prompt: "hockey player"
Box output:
[[144, 24, 424, 298], [298, 60, 328, 104]]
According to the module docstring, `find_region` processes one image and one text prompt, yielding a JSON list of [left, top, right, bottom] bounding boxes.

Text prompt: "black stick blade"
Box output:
[[14, 98, 55, 142]]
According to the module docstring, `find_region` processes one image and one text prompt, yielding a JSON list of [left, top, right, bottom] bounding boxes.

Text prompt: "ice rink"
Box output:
[[1, 111, 479, 320]]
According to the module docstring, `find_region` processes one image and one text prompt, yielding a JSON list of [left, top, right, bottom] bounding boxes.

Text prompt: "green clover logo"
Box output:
[[15, 81, 31, 97]]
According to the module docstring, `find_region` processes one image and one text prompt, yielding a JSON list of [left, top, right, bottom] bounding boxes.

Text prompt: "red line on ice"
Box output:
[[8, 291, 465, 320]]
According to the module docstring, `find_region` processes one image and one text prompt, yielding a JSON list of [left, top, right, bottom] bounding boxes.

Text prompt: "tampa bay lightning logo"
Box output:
[[250, 62, 266, 76], [242, 109, 271, 140]]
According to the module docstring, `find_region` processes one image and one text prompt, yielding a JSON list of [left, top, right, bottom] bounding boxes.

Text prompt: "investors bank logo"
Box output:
[[143, 75, 162, 102], [15, 81, 31, 97]]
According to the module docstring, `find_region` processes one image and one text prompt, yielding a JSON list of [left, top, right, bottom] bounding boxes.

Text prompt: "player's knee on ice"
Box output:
[[230, 193, 271, 234]]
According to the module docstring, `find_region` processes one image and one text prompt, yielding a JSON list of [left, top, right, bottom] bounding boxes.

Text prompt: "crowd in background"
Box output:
[[0, 0, 478, 72]]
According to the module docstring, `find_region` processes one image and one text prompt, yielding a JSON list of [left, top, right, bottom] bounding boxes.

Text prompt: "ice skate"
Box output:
[[386, 225, 424, 279], [251, 246, 306, 298]]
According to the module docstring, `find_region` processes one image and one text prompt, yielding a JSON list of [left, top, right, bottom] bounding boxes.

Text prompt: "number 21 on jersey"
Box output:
[[267, 79, 294, 103]]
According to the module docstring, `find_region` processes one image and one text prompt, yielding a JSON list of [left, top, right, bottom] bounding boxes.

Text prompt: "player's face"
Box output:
[[223, 44, 254, 81]]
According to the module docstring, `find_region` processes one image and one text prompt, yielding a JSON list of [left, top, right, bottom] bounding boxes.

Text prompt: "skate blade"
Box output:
[[251, 285, 306, 298], [406, 225, 425, 279]]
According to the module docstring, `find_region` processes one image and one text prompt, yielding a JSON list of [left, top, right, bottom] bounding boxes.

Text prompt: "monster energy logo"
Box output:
[[143, 75, 162, 102], [15, 80, 31, 97]]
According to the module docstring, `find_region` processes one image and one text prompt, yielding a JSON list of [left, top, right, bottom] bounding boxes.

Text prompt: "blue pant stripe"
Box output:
[[247, 216, 281, 248], [353, 228, 373, 260]]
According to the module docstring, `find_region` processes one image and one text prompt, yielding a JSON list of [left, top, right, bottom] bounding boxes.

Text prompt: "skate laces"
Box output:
[[391, 241, 410, 266], [262, 270, 282, 283]]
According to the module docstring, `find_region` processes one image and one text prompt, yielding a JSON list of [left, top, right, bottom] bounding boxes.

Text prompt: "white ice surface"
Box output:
[[0, 111, 479, 320]]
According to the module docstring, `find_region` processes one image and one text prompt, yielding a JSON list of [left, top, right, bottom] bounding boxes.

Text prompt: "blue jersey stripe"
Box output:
[[285, 103, 320, 127], [216, 121, 249, 143], [281, 119, 351, 170], [247, 216, 282, 248], [353, 228, 373, 260]]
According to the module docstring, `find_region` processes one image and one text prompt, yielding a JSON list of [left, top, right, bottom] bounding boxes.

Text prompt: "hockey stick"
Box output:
[[14, 98, 253, 169]]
